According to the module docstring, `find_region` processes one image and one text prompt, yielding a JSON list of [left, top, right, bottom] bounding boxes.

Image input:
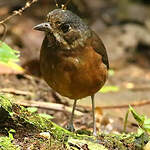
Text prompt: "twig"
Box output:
[[99, 99, 150, 109], [0, 0, 38, 42], [0, 0, 38, 25], [14, 99, 150, 115], [0, 23, 7, 42], [76, 99, 150, 111], [0, 88, 33, 96], [14, 100, 83, 116]]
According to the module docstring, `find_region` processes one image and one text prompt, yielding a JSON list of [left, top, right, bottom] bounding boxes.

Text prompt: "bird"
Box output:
[[33, 8, 109, 136]]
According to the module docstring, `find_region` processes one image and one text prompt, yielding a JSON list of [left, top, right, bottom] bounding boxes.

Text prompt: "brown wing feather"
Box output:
[[91, 31, 109, 69]]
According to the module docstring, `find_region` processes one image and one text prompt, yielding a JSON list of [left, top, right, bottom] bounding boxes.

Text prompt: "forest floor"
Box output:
[[0, 0, 150, 149]]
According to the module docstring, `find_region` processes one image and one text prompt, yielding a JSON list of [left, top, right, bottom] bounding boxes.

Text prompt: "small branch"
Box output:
[[0, 0, 38, 42], [0, 23, 7, 42], [76, 99, 150, 110], [99, 99, 150, 109], [0, 0, 38, 25], [14, 100, 83, 116], [14, 99, 150, 115], [0, 88, 33, 96]]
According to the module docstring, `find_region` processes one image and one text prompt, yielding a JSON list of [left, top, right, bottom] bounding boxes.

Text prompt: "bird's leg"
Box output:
[[67, 99, 77, 132], [91, 95, 97, 136]]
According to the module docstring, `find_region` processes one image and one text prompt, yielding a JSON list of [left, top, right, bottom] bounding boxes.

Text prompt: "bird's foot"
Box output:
[[66, 123, 75, 132], [93, 131, 97, 137]]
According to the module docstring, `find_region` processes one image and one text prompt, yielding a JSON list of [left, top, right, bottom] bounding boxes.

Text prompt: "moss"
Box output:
[[12, 103, 74, 140], [0, 136, 20, 150], [67, 138, 107, 150], [0, 95, 13, 122], [0, 94, 149, 150], [0, 95, 12, 111], [98, 133, 136, 150]]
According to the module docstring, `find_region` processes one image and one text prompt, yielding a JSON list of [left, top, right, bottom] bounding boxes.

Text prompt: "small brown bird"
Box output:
[[33, 9, 109, 136]]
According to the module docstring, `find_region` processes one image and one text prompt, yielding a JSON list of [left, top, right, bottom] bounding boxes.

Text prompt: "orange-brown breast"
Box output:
[[40, 37, 108, 99]]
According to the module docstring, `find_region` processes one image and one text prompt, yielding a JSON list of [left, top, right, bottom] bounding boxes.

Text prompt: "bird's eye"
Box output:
[[55, 21, 61, 25], [60, 23, 70, 33]]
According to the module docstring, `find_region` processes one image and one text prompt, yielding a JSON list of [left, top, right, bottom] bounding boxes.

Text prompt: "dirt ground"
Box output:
[[0, 0, 150, 135]]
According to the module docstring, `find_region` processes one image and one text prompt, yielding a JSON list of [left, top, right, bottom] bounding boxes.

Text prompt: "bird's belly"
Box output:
[[40, 47, 107, 99]]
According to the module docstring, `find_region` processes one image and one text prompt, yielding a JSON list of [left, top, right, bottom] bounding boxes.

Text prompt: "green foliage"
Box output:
[[0, 94, 149, 150], [0, 95, 13, 115], [129, 106, 150, 135], [129, 106, 145, 126], [0, 41, 19, 63], [0, 41, 23, 72], [124, 105, 150, 147], [8, 129, 16, 141], [100, 85, 119, 93], [27, 107, 38, 113], [39, 113, 54, 119], [67, 138, 107, 150], [0, 136, 20, 150], [0, 128, 19, 150]]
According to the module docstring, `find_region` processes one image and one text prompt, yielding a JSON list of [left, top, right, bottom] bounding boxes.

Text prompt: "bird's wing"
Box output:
[[91, 31, 109, 70]]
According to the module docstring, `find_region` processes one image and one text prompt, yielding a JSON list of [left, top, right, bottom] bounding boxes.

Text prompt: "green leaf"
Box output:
[[0, 136, 20, 150], [39, 113, 54, 120], [8, 129, 16, 141], [100, 85, 119, 93], [129, 106, 150, 134], [0, 41, 19, 63], [0, 41, 24, 72], [129, 106, 145, 126], [144, 118, 150, 125], [137, 128, 145, 137], [142, 124, 150, 133], [27, 107, 38, 113]]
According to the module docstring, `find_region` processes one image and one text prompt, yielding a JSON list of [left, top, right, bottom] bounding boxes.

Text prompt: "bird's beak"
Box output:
[[33, 22, 51, 32]]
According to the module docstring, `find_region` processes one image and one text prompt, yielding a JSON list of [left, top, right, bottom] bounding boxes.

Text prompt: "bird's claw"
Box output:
[[66, 123, 75, 132]]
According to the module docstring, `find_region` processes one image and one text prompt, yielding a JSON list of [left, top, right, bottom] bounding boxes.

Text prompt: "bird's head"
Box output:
[[33, 9, 91, 50]]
